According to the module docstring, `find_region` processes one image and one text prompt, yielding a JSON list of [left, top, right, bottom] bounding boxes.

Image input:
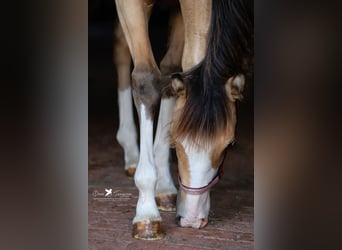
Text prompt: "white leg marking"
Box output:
[[154, 97, 177, 196], [133, 104, 161, 223], [116, 87, 139, 170]]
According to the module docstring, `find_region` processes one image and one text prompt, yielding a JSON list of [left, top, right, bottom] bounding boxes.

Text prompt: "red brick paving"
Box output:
[[89, 116, 253, 249]]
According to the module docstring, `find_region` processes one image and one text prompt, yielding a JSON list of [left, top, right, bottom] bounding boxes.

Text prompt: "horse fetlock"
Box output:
[[155, 174, 177, 212], [134, 195, 161, 226], [134, 167, 157, 190], [155, 193, 177, 212]]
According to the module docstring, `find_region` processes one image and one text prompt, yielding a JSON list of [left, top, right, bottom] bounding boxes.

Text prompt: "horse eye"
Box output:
[[228, 139, 236, 147], [221, 139, 236, 158]]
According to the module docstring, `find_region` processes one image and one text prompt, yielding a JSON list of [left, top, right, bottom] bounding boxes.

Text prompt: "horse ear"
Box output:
[[171, 73, 186, 96], [225, 74, 245, 102]]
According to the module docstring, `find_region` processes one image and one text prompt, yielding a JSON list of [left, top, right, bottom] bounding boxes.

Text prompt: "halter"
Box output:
[[178, 141, 234, 195], [178, 165, 224, 195]]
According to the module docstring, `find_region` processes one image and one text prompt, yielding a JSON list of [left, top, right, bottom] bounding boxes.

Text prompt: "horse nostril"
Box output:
[[177, 216, 208, 228], [176, 216, 182, 226]]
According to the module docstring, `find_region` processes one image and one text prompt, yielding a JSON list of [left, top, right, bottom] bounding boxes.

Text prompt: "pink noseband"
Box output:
[[178, 165, 224, 195], [177, 140, 234, 195]]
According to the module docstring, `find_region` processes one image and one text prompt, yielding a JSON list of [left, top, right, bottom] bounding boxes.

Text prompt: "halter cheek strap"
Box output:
[[178, 166, 224, 195]]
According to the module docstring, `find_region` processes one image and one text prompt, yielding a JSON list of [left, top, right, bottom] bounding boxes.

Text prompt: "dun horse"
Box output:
[[113, 0, 253, 240]]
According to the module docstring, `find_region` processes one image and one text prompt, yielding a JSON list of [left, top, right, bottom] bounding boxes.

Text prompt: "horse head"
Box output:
[[169, 73, 245, 228]]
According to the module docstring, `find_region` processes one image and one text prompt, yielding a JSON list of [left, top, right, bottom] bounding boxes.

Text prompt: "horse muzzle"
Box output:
[[176, 190, 211, 229], [177, 215, 208, 229]]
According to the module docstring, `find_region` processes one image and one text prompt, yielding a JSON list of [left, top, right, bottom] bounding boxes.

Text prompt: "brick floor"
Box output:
[[89, 116, 254, 249]]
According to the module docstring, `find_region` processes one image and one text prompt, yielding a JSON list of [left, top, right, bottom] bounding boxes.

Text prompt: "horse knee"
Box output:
[[160, 59, 182, 76], [131, 67, 160, 116]]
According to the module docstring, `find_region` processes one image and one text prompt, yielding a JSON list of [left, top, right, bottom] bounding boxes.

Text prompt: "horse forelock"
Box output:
[[171, 66, 232, 150]]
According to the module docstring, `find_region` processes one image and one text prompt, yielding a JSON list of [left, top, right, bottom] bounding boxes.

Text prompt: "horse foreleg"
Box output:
[[154, 11, 184, 212], [113, 23, 139, 178], [115, 0, 163, 240], [154, 97, 177, 211], [179, 0, 211, 70]]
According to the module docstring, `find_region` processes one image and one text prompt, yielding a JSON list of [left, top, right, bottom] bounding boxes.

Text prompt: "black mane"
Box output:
[[172, 0, 253, 147]]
